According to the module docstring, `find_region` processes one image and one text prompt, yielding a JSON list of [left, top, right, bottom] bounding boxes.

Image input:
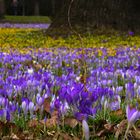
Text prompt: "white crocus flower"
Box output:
[[28, 68, 34, 74], [76, 76, 81, 82]]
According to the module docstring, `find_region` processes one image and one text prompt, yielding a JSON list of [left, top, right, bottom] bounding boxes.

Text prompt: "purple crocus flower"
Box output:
[[36, 95, 44, 106], [0, 109, 4, 117], [125, 82, 135, 98], [21, 101, 28, 115], [125, 105, 140, 138], [81, 91, 89, 99], [0, 23, 50, 29], [74, 112, 87, 121], [54, 98, 61, 109], [65, 94, 73, 105], [128, 31, 134, 36], [110, 95, 121, 111], [126, 105, 140, 124], [110, 101, 120, 111], [38, 97, 44, 106], [6, 109, 11, 121], [60, 101, 69, 115], [29, 102, 34, 117]]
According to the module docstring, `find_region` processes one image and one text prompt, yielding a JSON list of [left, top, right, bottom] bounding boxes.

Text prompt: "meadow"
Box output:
[[0, 25, 140, 139]]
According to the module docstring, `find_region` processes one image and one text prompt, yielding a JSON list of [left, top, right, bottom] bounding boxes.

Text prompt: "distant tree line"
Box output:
[[1, 0, 140, 31], [2, 0, 57, 16], [49, 0, 140, 31]]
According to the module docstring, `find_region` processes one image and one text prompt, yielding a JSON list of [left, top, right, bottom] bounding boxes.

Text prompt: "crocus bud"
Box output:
[[0, 109, 4, 117], [60, 101, 69, 115], [1, 97, 7, 107], [138, 86, 140, 95], [116, 86, 123, 94], [54, 98, 61, 109], [29, 102, 34, 115], [37, 97, 44, 106], [135, 76, 140, 84], [134, 83, 138, 91], [82, 119, 89, 140], [22, 101, 28, 115]]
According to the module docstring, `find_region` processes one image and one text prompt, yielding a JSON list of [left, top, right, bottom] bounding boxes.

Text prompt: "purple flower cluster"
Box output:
[[0, 47, 139, 122], [0, 23, 50, 29]]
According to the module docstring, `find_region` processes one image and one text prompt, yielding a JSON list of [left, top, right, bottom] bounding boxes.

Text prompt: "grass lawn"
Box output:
[[1, 15, 51, 23]]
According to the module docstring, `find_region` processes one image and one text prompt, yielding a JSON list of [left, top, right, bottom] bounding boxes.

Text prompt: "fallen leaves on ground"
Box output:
[[53, 132, 80, 140], [110, 109, 123, 116], [29, 110, 59, 129], [0, 121, 35, 140], [64, 117, 79, 128], [28, 119, 42, 128], [131, 129, 140, 139], [96, 123, 115, 137], [43, 110, 59, 128], [43, 97, 51, 114], [93, 119, 128, 139], [0, 121, 21, 137], [114, 119, 127, 139]]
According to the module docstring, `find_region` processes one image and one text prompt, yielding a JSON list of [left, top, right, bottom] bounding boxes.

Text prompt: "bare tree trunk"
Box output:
[[34, 0, 39, 15], [22, 0, 25, 16], [0, 0, 5, 18], [52, 0, 55, 16], [48, 0, 140, 35]]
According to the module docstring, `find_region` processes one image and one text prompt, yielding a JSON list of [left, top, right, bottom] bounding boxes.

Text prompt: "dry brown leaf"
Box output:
[[97, 129, 106, 137], [43, 97, 51, 113], [47, 130, 56, 136], [35, 105, 40, 112], [1, 122, 20, 136], [104, 123, 114, 131], [111, 109, 123, 116], [23, 130, 29, 135], [51, 110, 59, 118], [58, 133, 72, 140], [80, 74, 88, 84], [73, 137, 80, 140], [52, 132, 60, 140], [96, 123, 115, 137], [115, 119, 127, 139], [40, 118, 57, 128], [2, 136, 10, 140], [33, 64, 42, 72], [40, 110, 59, 128], [25, 134, 34, 140], [29, 110, 59, 129], [65, 117, 78, 128], [17, 130, 34, 140], [52, 132, 72, 140], [131, 129, 140, 139], [44, 117, 57, 128], [28, 119, 42, 128], [0, 121, 5, 133], [10, 133, 20, 140]]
